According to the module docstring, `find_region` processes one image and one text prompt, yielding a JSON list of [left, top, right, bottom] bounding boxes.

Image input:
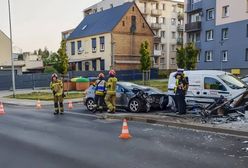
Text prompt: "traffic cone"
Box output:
[[119, 119, 132, 139], [0, 102, 5, 115], [36, 99, 41, 109], [68, 100, 73, 110]]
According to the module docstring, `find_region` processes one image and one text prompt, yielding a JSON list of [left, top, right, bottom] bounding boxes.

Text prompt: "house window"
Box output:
[[156, 17, 159, 23], [221, 28, 228, 40], [71, 42, 75, 55], [77, 41, 82, 54], [204, 77, 226, 91], [172, 5, 176, 12], [206, 30, 214, 41], [161, 44, 165, 51], [99, 36, 105, 52], [162, 17, 166, 24], [171, 18, 176, 25], [156, 3, 159, 10], [172, 31, 176, 39], [222, 5, 229, 17], [110, 4, 113, 8], [100, 60, 105, 70], [91, 38, 96, 53], [132, 7, 135, 11], [246, 48, 248, 61], [197, 52, 200, 62], [131, 15, 136, 33], [206, 8, 215, 20], [222, 50, 228, 61], [142, 23, 145, 28], [171, 45, 176, 51], [163, 4, 166, 10], [161, 31, 165, 38], [205, 51, 213, 62], [122, 21, 125, 26]]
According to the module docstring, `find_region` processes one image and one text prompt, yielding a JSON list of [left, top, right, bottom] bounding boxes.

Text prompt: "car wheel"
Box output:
[[86, 98, 95, 111], [128, 98, 141, 113]]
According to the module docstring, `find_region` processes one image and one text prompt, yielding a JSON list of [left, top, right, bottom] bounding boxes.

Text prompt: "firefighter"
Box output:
[[93, 73, 106, 112], [105, 69, 118, 113], [174, 69, 188, 115], [50, 73, 64, 115]]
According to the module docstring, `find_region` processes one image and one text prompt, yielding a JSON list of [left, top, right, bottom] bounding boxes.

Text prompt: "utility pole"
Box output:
[[8, 0, 16, 97]]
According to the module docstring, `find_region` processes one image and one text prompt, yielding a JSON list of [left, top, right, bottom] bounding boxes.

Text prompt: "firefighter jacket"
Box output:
[[50, 80, 63, 96], [106, 77, 117, 95], [95, 79, 106, 96]]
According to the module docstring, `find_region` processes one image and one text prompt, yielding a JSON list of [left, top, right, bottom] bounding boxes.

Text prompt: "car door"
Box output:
[[115, 84, 129, 107], [200, 76, 230, 103]]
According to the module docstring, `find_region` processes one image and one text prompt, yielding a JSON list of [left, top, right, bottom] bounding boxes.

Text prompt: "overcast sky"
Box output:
[[0, 0, 100, 52]]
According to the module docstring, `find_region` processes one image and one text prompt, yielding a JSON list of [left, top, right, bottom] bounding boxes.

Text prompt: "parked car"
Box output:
[[84, 82, 170, 113], [168, 70, 248, 109], [241, 76, 248, 84]]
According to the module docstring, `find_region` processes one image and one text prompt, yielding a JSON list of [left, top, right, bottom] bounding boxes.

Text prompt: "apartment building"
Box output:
[[185, 0, 248, 75], [83, 0, 184, 70], [67, 2, 154, 71]]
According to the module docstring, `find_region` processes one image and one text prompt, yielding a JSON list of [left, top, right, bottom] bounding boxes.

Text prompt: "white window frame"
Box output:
[[222, 28, 228, 40], [205, 51, 213, 62], [207, 8, 215, 20], [222, 50, 228, 61], [222, 5, 229, 18], [206, 30, 214, 41], [171, 18, 176, 25], [172, 31, 176, 39]]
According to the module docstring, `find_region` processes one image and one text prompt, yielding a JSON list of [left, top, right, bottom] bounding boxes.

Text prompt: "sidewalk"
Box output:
[[98, 112, 248, 137], [0, 89, 84, 106]]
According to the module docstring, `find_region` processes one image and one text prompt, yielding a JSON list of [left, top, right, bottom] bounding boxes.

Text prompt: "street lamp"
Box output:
[[8, 0, 16, 97]]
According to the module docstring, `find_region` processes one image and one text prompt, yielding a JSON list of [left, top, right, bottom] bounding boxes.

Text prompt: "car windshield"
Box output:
[[242, 77, 248, 83], [219, 74, 247, 89]]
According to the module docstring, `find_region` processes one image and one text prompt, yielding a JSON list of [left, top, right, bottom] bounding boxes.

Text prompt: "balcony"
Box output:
[[185, 22, 201, 32], [154, 50, 162, 56], [151, 9, 162, 16], [154, 36, 161, 43], [178, 12, 184, 21], [151, 23, 161, 30], [141, 9, 150, 15], [186, 1, 203, 13], [177, 24, 184, 31]]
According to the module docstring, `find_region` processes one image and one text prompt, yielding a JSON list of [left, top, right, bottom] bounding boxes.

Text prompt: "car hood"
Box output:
[[132, 86, 165, 95]]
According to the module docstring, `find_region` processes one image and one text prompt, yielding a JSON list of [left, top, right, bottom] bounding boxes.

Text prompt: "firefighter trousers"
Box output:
[[54, 95, 64, 113], [104, 93, 116, 112]]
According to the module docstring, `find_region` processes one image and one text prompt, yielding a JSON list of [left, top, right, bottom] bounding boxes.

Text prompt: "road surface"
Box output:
[[0, 104, 247, 168]]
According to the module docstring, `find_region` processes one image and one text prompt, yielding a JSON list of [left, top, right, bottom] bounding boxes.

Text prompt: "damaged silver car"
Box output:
[[84, 82, 170, 113]]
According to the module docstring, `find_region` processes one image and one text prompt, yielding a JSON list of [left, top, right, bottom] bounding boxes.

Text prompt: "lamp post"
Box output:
[[8, 0, 16, 97]]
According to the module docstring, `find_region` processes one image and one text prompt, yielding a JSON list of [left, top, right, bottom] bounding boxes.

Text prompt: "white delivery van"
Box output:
[[168, 70, 248, 108]]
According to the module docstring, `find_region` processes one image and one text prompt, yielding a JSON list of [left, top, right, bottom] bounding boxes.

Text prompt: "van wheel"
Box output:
[[128, 98, 141, 113], [86, 98, 95, 111]]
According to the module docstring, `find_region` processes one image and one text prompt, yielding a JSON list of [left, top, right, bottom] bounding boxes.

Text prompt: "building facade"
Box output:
[[67, 2, 154, 71], [83, 0, 184, 70], [185, 0, 248, 75], [0, 30, 11, 67]]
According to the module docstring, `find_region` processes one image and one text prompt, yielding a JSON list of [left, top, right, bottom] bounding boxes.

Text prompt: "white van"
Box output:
[[168, 70, 248, 108]]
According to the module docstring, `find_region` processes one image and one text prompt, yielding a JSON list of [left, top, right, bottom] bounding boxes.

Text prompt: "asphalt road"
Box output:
[[0, 104, 247, 168]]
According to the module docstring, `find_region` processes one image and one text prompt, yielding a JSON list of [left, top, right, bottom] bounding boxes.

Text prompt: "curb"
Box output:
[[101, 114, 248, 138]]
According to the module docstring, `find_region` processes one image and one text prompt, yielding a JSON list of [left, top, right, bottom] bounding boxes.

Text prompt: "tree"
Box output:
[[176, 47, 185, 69], [38, 49, 42, 56], [185, 43, 199, 70], [139, 41, 151, 71], [176, 43, 199, 70], [57, 39, 69, 75]]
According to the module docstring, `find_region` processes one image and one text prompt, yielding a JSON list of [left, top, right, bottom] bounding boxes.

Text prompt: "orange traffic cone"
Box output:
[[36, 99, 41, 109], [119, 119, 132, 139], [68, 100, 73, 110], [0, 102, 5, 115]]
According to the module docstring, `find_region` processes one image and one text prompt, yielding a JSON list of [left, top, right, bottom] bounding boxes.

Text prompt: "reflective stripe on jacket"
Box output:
[[106, 77, 117, 95], [95, 79, 106, 96]]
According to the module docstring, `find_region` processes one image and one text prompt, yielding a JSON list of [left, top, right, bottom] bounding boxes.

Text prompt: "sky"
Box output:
[[0, 0, 100, 52]]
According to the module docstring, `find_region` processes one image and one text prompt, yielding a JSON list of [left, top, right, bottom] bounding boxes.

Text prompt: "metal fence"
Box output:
[[0, 69, 159, 91]]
